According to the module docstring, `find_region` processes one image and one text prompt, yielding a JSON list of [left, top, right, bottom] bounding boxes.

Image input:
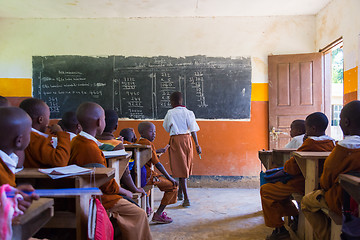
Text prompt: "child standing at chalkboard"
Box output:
[[163, 92, 201, 207]]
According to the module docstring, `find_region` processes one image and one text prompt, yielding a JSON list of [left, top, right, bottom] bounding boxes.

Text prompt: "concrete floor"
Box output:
[[150, 188, 272, 240]]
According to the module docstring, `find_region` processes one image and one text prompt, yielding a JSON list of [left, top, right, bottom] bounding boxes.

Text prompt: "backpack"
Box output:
[[263, 167, 293, 184]]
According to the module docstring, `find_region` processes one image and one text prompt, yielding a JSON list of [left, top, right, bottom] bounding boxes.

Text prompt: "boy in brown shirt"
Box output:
[[19, 98, 71, 168], [70, 102, 151, 240]]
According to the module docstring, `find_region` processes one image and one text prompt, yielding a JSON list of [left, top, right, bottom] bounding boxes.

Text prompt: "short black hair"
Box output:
[[19, 98, 47, 119], [170, 92, 182, 104], [61, 111, 78, 131], [306, 112, 328, 132], [104, 110, 118, 133], [291, 120, 305, 133], [341, 100, 360, 128], [119, 128, 134, 142], [0, 96, 9, 107]]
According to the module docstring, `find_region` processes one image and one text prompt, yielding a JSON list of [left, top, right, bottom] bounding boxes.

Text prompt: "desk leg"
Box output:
[[304, 159, 319, 240], [76, 178, 91, 240], [134, 149, 147, 212]]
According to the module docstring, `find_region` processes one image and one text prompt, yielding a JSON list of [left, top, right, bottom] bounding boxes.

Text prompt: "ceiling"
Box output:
[[0, 0, 332, 18]]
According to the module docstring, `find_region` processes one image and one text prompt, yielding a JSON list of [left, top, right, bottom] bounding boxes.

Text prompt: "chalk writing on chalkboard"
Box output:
[[33, 55, 251, 120]]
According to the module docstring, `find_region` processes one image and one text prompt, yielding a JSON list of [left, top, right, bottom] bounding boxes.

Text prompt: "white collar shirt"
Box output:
[[163, 106, 200, 136], [0, 150, 21, 174], [79, 131, 103, 146], [338, 135, 360, 149]]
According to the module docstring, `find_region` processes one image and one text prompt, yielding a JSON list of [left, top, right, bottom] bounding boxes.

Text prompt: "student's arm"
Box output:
[[120, 167, 146, 196], [16, 184, 39, 212], [119, 187, 133, 199], [45, 124, 71, 166], [155, 162, 178, 186], [191, 131, 202, 155]]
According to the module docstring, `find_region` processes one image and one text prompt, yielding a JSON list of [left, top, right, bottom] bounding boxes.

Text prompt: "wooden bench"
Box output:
[[16, 168, 115, 240], [12, 198, 54, 240], [293, 151, 332, 240]]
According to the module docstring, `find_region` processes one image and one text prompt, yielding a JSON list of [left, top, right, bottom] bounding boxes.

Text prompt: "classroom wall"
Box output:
[[0, 16, 316, 177], [316, 0, 360, 104]]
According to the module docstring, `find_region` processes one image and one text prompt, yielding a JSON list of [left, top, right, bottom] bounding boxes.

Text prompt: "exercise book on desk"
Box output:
[[39, 164, 94, 179], [103, 149, 128, 158]]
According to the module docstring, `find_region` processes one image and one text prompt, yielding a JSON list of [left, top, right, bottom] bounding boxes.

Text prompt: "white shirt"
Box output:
[[0, 150, 22, 174], [308, 135, 336, 145], [32, 128, 48, 138], [338, 135, 360, 149], [285, 134, 305, 149], [68, 132, 77, 141], [79, 131, 103, 146], [163, 106, 200, 136]]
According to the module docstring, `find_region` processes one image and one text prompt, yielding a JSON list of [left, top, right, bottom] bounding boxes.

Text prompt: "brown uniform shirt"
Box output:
[[24, 131, 71, 168], [136, 138, 160, 181], [283, 138, 335, 192], [70, 135, 121, 209], [321, 144, 360, 215], [0, 157, 16, 187]]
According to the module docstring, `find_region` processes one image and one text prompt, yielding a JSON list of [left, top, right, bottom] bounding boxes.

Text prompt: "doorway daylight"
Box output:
[[329, 42, 344, 140]]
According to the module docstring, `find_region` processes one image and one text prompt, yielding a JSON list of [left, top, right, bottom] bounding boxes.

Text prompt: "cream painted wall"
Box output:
[[0, 16, 316, 83], [316, 0, 360, 70]]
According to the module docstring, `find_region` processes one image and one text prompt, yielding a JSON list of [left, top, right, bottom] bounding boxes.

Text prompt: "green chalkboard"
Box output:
[[33, 55, 251, 119]]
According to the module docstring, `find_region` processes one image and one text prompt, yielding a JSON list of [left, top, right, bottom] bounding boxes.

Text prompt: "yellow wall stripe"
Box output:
[[0, 78, 32, 97], [251, 83, 268, 101], [344, 67, 358, 94]]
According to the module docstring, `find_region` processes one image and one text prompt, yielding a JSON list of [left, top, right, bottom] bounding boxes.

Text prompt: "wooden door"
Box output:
[[268, 53, 323, 149]]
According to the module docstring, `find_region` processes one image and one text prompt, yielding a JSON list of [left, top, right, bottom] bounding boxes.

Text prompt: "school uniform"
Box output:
[[0, 150, 17, 187], [163, 106, 200, 178], [301, 135, 360, 240], [70, 131, 151, 240], [67, 131, 77, 141], [24, 128, 71, 168], [137, 138, 177, 206], [260, 136, 335, 228], [285, 134, 305, 149]]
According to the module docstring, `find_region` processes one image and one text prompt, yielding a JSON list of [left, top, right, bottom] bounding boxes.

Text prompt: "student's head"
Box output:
[[76, 102, 105, 136], [290, 119, 306, 138], [170, 92, 183, 108], [0, 107, 32, 154], [305, 112, 328, 137], [61, 111, 82, 134], [0, 96, 10, 107], [339, 100, 360, 136], [138, 122, 156, 142], [103, 110, 118, 133], [19, 98, 50, 133], [120, 128, 137, 143]]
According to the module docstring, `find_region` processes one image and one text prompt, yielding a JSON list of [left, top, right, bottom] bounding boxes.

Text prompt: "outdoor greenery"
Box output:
[[332, 47, 343, 83]]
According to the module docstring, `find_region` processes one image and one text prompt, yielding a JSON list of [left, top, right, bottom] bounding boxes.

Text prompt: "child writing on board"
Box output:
[[163, 91, 201, 207]]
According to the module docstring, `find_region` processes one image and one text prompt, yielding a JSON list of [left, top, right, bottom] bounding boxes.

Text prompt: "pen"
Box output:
[[199, 154, 201, 159]]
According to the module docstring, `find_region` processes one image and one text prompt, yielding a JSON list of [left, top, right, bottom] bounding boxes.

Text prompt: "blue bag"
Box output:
[[263, 167, 293, 184]]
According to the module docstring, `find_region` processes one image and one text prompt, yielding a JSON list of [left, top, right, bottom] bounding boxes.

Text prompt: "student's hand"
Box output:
[[168, 177, 178, 187], [156, 144, 170, 154], [196, 145, 202, 155], [116, 136, 124, 142], [119, 188, 133, 199], [113, 143, 125, 150], [16, 184, 39, 212], [48, 124, 63, 135], [136, 187, 146, 197]]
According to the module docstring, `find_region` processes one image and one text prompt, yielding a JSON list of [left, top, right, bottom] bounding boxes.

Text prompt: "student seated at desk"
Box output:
[[96, 109, 124, 150], [59, 111, 82, 141], [137, 122, 178, 224], [120, 128, 137, 144], [19, 98, 71, 168], [0, 107, 39, 212], [301, 101, 360, 240], [96, 110, 146, 200], [70, 102, 151, 240], [260, 112, 335, 240], [285, 119, 305, 149]]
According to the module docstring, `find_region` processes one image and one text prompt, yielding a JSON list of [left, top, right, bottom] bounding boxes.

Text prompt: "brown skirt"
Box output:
[[168, 134, 193, 178]]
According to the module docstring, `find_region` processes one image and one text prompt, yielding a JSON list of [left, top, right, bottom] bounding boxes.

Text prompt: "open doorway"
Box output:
[[323, 38, 344, 140]]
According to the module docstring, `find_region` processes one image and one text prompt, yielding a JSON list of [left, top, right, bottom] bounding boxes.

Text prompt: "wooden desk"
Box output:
[[339, 173, 360, 205], [293, 151, 332, 240], [105, 151, 132, 185], [16, 168, 115, 240], [12, 198, 54, 240], [258, 148, 296, 170], [124, 144, 153, 212]]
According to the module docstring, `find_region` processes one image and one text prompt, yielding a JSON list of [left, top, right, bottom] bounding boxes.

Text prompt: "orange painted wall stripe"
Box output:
[[251, 83, 268, 101], [343, 67, 358, 94], [0, 78, 32, 97]]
